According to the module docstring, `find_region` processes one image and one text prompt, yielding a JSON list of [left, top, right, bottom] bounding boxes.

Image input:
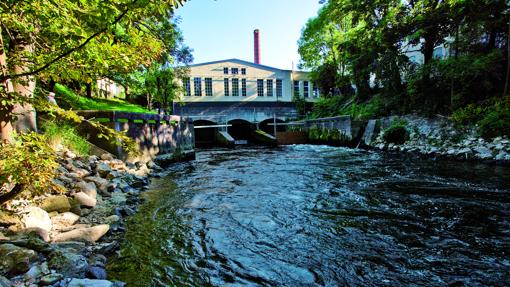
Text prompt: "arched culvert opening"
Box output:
[[193, 119, 218, 148], [259, 118, 285, 135], [227, 119, 255, 142]]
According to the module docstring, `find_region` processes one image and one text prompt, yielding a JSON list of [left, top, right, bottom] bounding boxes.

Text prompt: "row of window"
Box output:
[[224, 67, 246, 75], [183, 78, 318, 97], [294, 80, 319, 98]]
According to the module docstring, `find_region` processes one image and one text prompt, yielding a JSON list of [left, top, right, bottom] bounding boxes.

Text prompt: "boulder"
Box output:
[[87, 266, 107, 280], [20, 227, 50, 242], [0, 275, 11, 287], [74, 192, 97, 208], [40, 195, 71, 213], [75, 181, 97, 199], [48, 250, 88, 278], [0, 210, 20, 227], [0, 243, 38, 276], [51, 212, 80, 228], [84, 176, 110, 193], [52, 225, 110, 243], [39, 273, 63, 285], [96, 163, 112, 178], [22, 207, 52, 232], [100, 153, 114, 161], [68, 278, 114, 287], [23, 261, 49, 282], [474, 146, 493, 159]]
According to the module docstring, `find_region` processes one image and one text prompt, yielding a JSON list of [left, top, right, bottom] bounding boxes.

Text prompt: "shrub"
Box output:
[[452, 104, 487, 126], [0, 133, 63, 204], [42, 121, 90, 155], [478, 110, 510, 140], [383, 120, 409, 144]]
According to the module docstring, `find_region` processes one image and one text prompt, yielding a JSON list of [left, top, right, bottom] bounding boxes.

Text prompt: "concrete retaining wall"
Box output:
[[77, 111, 194, 162]]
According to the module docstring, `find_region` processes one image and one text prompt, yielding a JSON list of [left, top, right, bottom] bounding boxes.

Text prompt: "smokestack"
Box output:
[[254, 29, 261, 64]]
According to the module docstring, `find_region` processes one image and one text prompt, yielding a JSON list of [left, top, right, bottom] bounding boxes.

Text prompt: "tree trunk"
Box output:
[[0, 184, 24, 205], [86, 82, 93, 98], [504, 18, 510, 97], [0, 25, 15, 143], [11, 34, 37, 133]]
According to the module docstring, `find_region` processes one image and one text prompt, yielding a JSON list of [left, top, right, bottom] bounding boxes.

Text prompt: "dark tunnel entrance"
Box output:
[[227, 119, 255, 143], [259, 118, 286, 135], [193, 120, 218, 148]]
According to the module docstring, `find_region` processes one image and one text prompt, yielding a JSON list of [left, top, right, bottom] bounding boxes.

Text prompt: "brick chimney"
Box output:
[[254, 29, 261, 64]]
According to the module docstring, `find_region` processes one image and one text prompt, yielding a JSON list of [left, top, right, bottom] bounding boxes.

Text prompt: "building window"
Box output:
[[313, 83, 319, 97], [183, 78, 191, 97], [232, 78, 239, 96], [194, 77, 202, 96], [276, 79, 282, 97], [241, 68, 246, 75], [257, 79, 264, 97], [293, 80, 300, 97], [223, 67, 229, 74], [304, 81, 309, 98], [241, 79, 247, 96], [224, 78, 229, 96], [231, 68, 239, 75], [205, 78, 213, 97], [266, 79, 273, 97]]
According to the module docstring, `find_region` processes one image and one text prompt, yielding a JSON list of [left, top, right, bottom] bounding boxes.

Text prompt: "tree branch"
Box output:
[[0, 0, 138, 82]]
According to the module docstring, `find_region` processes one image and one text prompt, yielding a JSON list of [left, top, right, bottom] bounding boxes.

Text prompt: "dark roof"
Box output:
[[188, 58, 294, 72]]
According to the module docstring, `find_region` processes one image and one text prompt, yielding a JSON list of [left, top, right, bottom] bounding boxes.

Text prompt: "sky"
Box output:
[[175, 0, 323, 70]]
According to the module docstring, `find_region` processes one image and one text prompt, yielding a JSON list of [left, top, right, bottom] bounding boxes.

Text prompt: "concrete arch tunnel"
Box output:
[[227, 119, 255, 142], [193, 119, 219, 147]]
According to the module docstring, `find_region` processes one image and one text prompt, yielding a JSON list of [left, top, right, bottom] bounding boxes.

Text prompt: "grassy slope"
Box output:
[[55, 84, 154, 113]]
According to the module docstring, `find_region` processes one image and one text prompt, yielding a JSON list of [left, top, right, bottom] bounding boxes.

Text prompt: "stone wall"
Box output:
[[77, 111, 194, 162]]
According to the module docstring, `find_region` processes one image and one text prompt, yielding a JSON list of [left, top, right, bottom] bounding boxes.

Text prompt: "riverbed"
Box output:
[[107, 145, 510, 286]]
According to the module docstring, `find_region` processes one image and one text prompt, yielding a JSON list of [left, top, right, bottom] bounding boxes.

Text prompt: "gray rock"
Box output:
[[87, 266, 107, 280], [40, 195, 71, 213], [75, 181, 97, 199], [68, 278, 114, 287], [40, 273, 64, 285], [100, 153, 114, 161], [23, 207, 52, 232], [0, 243, 38, 276], [474, 146, 493, 159], [74, 192, 97, 208], [0, 275, 11, 287], [23, 261, 49, 282], [52, 225, 110, 243], [51, 212, 80, 228], [96, 163, 112, 178], [65, 150, 77, 159], [495, 151, 508, 161], [88, 254, 107, 268], [48, 250, 88, 278]]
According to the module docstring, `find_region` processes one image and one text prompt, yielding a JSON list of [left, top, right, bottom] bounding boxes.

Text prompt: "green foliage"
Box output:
[[451, 104, 487, 126], [312, 95, 386, 120], [307, 127, 346, 144], [299, 0, 510, 117], [42, 121, 90, 156], [478, 110, 510, 139], [55, 84, 153, 113], [0, 133, 63, 201], [383, 120, 409, 144]]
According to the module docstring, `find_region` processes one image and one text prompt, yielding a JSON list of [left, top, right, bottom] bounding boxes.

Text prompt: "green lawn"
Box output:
[[54, 84, 154, 113]]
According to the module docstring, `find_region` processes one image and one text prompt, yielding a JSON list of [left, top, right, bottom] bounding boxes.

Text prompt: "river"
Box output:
[[107, 145, 510, 286]]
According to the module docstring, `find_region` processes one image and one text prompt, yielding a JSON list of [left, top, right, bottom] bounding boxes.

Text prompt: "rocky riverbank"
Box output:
[[366, 115, 510, 162], [0, 146, 166, 286]]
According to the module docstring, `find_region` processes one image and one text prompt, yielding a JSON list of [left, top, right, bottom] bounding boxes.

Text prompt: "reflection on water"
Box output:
[[108, 145, 510, 286]]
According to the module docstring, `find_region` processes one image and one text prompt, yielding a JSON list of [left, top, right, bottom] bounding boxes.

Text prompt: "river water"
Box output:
[[107, 145, 510, 286]]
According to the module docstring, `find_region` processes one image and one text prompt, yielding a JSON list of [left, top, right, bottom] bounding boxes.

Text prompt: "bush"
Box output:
[[383, 120, 409, 144], [478, 110, 510, 139], [452, 104, 487, 126], [42, 121, 90, 155]]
